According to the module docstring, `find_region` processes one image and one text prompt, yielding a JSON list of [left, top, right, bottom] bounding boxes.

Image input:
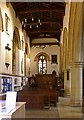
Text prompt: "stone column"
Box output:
[[70, 62, 83, 106]]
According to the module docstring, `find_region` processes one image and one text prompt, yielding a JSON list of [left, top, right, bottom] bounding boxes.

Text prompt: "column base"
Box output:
[[70, 99, 82, 107], [64, 90, 70, 96]]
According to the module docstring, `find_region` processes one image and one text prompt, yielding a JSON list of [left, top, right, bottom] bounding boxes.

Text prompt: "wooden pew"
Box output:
[[17, 74, 58, 109], [17, 88, 58, 109]]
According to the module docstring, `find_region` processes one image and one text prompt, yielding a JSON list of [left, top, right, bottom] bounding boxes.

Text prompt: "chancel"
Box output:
[[0, 1, 83, 119]]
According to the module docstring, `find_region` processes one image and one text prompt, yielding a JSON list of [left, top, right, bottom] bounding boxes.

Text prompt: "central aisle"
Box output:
[[25, 107, 59, 118]]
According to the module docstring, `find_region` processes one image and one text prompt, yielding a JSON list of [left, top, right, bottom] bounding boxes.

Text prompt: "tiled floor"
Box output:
[[25, 108, 59, 118], [25, 96, 83, 118]]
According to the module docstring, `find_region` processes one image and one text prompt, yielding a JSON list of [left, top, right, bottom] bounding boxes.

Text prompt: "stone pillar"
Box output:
[[70, 62, 83, 106]]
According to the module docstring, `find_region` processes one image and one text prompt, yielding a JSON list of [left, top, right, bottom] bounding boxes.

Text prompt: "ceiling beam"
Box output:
[[31, 42, 60, 46], [30, 35, 60, 42], [50, 3, 52, 28], [21, 15, 63, 22], [30, 35, 59, 38], [18, 8, 65, 16], [27, 30, 61, 34]]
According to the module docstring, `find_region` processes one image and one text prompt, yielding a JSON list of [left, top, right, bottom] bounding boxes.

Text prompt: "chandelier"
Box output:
[[22, 17, 42, 29]]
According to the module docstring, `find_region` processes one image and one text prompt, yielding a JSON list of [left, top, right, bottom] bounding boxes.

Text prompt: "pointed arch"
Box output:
[[63, 27, 68, 70], [12, 26, 21, 74], [34, 52, 50, 62], [13, 26, 21, 49]]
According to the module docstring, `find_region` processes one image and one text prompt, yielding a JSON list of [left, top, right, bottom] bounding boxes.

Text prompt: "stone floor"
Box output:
[[25, 96, 83, 119]]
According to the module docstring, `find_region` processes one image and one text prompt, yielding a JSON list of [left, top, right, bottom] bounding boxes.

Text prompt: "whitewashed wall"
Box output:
[[1, 2, 21, 74], [30, 45, 60, 76], [0, 2, 30, 76]]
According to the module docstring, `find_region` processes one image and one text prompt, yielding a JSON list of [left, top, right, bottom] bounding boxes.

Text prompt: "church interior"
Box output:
[[0, 1, 84, 119]]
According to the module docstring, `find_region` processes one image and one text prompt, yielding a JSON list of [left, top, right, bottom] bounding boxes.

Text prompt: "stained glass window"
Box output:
[[38, 55, 47, 74]]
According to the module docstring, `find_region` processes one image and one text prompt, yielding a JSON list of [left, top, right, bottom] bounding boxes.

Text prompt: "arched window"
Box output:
[[38, 55, 47, 74]]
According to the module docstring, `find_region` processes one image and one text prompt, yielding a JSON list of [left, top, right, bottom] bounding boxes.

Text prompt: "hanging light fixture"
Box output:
[[24, 24, 26, 28], [38, 19, 40, 23], [32, 17, 34, 21], [36, 24, 38, 28], [22, 17, 42, 29], [30, 25, 32, 29], [25, 18, 27, 23]]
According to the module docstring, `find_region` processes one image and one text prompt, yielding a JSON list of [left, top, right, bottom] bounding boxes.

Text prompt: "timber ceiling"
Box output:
[[11, 2, 66, 45]]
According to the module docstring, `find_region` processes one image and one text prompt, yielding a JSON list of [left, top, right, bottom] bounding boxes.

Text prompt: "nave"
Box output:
[[0, 2, 84, 119]]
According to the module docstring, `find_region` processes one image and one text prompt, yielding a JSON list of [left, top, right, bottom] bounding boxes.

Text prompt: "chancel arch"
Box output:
[[12, 26, 21, 74]]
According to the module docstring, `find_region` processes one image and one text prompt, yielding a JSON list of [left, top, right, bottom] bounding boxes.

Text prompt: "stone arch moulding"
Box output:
[[34, 52, 50, 62], [13, 26, 21, 49], [63, 27, 68, 70], [0, 8, 4, 31], [25, 43, 29, 55], [12, 26, 21, 74]]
